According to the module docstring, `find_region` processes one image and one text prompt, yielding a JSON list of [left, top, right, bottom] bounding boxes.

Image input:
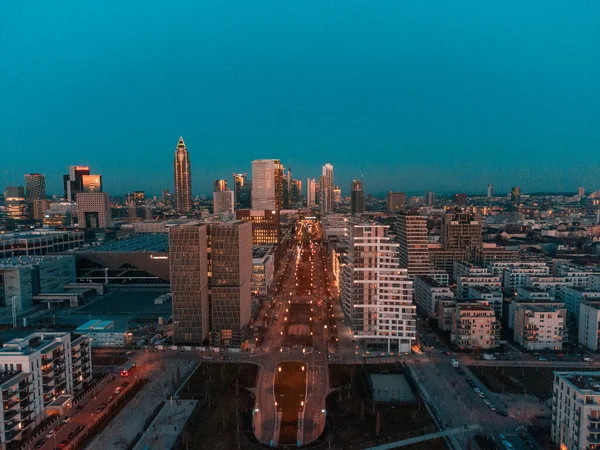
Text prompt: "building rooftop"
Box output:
[[0, 332, 68, 356], [468, 286, 502, 294], [416, 276, 446, 288], [252, 246, 274, 259], [79, 233, 169, 253], [558, 371, 600, 393], [76, 319, 115, 331], [458, 303, 493, 311], [0, 255, 74, 269], [518, 286, 548, 293], [525, 305, 563, 313], [0, 230, 82, 241]]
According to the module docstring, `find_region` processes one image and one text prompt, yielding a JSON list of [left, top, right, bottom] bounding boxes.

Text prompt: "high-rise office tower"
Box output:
[[63, 166, 90, 201], [510, 186, 521, 211], [290, 179, 302, 206], [24, 174, 46, 201], [306, 178, 317, 207], [454, 193, 467, 206], [425, 191, 434, 206], [387, 192, 406, 212], [235, 209, 280, 245], [76, 192, 111, 228], [214, 179, 228, 192], [208, 221, 252, 345], [4, 186, 27, 220], [397, 214, 431, 275], [578, 186, 585, 197], [233, 173, 251, 209], [169, 224, 210, 344], [174, 137, 192, 213], [333, 186, 342, 205], [319, 163, 334, 214], [283, 165, 292, 208], [350, 180, 365, 214], [213, 190, 234, 214], [82, 174, 102, 192], [341, 224, 416, 353], [251, 159, 283, 210], [487, 184, 493, 199]]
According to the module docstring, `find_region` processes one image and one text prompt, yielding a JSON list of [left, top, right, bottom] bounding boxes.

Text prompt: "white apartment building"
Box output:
[[453, 261, 490, 283], [0, 332, 92, 447], [513, 304, 565, 351], [414, 276, 454, 319], [450, 302, 499, 350], [551, 371, 600, 450], [579, 301, 600, 351], [487, 262, 550, 294], [467, 285, 503, 318], [456, 275, 501, 298], [563, 286, 600, 324], [341, 224, 416, 353], [251, 246, 274, 298]]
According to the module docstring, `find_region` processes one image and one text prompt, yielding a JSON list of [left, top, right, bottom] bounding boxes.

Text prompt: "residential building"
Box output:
[[467, 285, 503, 318], [213, 190, 234, 214], [63, 166, 90, 202], [551, 371, 600, 450], [508, 297, 564, 330], [4, 187, 27, 221], [563, 286, 600, 323], [319, 163, 334, 214], [236, 209, 279, 245], [173, 137, 192, 213], [578, 301, 600, 351], [341, 224, 416, 353], [456, 275, 501, 298], [169, 223, 210, 344], [75, 192, 111, 228], [453, 261, 490, 282], [414, 276, 454, 318], [450, 302, 499, 350], [513, 305, 565, 351], [438, 299, 457, 331], [251, 159, 283, 210], [387, 192, 406, 212], [396, 214, 431, 275], [350, 180, 365, 214]]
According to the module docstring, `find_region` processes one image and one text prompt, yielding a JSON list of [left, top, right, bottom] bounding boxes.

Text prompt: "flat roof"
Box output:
[[0, 371, 27, 388], [557, 371, 600, 393], [519, 286, 547, 293], [468, 286, 501, 294], [252, 246, 274, 258], [48, 395, 73, 407], [416, 276, 444, 288], [80, 234, 169, 253]]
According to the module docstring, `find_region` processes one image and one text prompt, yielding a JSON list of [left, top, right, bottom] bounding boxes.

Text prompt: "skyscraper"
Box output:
[[169, 224, 210, 344], [232, 173, 250, 209], [306, 178, 317, 207], [578, 186, 585, 197], [251, 159, 283, 210], [214, 179, 228, 192], [283, 165, 292, 208], [82, 174, 102, 192], [396, 214, 431, 275], [333, 185, 341, 205], [425, 191, 434, 206], [174, 137, 192, 213], [350, 180, 365, 214], [487, 184, 494, 199], [63, 166, 90, 202], [510, 186, 521, 211], [4, 186, 27, 220], [213, 190, 234, 214], [319, 163, 334, 214], [387, 192, 406, 212], [24, 174, 46, 201]]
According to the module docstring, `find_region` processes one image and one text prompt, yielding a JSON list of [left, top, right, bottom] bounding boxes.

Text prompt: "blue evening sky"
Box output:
[[1, 1, 599, 196]]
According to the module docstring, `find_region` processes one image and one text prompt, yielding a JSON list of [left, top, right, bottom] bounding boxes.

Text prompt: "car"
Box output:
[[35, 440, 45, 449], [59, 440, 70, 449], [483, 398, 491, 405], [114, 387, 123, 395], [488, 404, 497, 411], [63, 416, 71, 423], [478, 392, 486, 398], [496, 410, 509, 417], [503, 443, 514, 450], [473, 387, 481, 393], [75, 425, 85, 434], [68, 432, 74, 440], [46, 430, 56, 439]]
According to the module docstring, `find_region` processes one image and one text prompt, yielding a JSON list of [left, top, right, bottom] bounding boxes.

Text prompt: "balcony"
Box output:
[[42, 366, 54, 375], [2, 389, 18, 398], [588, 425, 600, 432], [5, 429, 22, 443], [587, 435, 600, 444], [3, 399, 19, 410], [4, 420, 19, 431], [4, 409, 18, 420], [588, 415, 600, 422]]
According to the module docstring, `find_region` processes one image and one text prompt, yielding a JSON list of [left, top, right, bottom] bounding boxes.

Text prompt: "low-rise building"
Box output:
[[563, 286, 600, 324], [467, 285, 503, 318], [251, 246, 274, 299], [579, 301, 600, 352], [75, 320, 130, 347], [414, 276, 454, 318], [508, 297, 564, 330], [450, 302, 499, 350], [456, 275, 501, 298], [513, 304, 565, 351], [438, 299, 457, 331], [453, 261, 489, 283], [551, 371, 600, 450], [0, 230, 84, 259]]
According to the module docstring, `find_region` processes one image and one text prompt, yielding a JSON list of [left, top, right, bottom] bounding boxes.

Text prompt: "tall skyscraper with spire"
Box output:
[[319, 162, 334, 214], [174, 137, 192, 213]]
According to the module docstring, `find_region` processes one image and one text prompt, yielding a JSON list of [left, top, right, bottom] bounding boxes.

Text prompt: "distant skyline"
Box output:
[[1, 1, 599, 196]]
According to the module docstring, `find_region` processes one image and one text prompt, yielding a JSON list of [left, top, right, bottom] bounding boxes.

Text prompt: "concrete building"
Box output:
[[453, 261, 490, 283], [578, 301, 600, 351], [213, 190, 234, 214], [450, 302, 499, 350], [31, 199, 51, 221], [429, 212, 482, 272], [75, 320, 129, 347], [251, 159, 284, 210], [551, 371, 600, 450], [42, 202, 77, 228], [76, 192, 111, 228], [319, 163, 334, 214], [235, 209, 279, 245], [207, 221, 252, 346], [341, 224, 415, 353], [387, 192, 406, 212], [0, 332, 92, 447], [438, 299, 457, 331], [454, 193, 467, 206], [396, 214, 431, 276], [169, 223, 210, 345], [0, 231, 83, 259], [456, 275, 501, 298], [425, 191, 434, 206], [487, 262, 550, 294], [251, 246, 274, 298], [4, 187, 27, 221], [350, 180, 365, 214], [306, 178, 317, 207], [564, 286, 600, 323], [24, 174, 46, 202], [414, 276, 454, 318], [467, 285, 503, 318], [517, 286, 554, 301], [508, 297, 564, 330], [487, 184, 493, 199], [513, 304, 565, 351]]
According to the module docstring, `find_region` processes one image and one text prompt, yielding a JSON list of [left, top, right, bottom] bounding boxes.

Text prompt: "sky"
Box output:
[[1, 1, 599, 197]]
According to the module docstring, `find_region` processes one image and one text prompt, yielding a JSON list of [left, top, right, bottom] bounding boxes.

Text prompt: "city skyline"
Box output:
[[1, 2, 599, 195]]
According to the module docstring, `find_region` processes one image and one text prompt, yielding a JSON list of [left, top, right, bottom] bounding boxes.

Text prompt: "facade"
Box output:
[[508, 298, 564, 330], [208, 221, 252, 346], [213, 190, 234, 214], [24, 174, 46, 201], [0, 332, 92, 446], [174, 137, 193, 213], [32, 200, 51, 221], [306, 178, 317, 207], [76, 192, 111, 228], [467, 285, 503, 318], [214, 179, 227, 192], [63, 166, 90, 202], [0, 231, 84, 259], [42, 202, 77, 228], [564, 286, 600, 324], [251, 246, 274, 298], [319, 163, 334, 214], [75, 320, 128, 347], [487, 184, 493, 198], [81, 174, 102, 193], [414, 276, 454, 318], [453, 261, 490, 282], [396, 214, 431, 275], [579, 301, 600, 351], [513, 305, 565, 350], [456, 275, 501, 297], [4, 187, 27, 221], [169, 224, 210, 344], [341, 224, 416, 353], [350, 180, 365, 214], [232, 173, 250, 209], [235, 209, 280, 245], [551, 371, 600, 450], [251, 159, 284, 210], [454, 193, 467, 206], [450, 302, 499, 350], [425, 191, 434, 206], [438, 299, 457, 331], [387, 192, 406, 212]]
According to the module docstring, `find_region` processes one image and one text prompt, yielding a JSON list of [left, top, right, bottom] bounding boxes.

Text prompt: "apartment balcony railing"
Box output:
[[588, 415, 600, 422], [3, 399, 19, 410]]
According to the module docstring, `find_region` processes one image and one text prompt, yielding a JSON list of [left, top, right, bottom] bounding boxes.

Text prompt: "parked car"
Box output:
[[46, 430, 56, 439], [496, 410, 509, 417], [34, 440, 45, 449], [114, 387, 123, 395], [59, 439, 70, 449], [75, 425, 85, 434], [63, 416, 71, 423]]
